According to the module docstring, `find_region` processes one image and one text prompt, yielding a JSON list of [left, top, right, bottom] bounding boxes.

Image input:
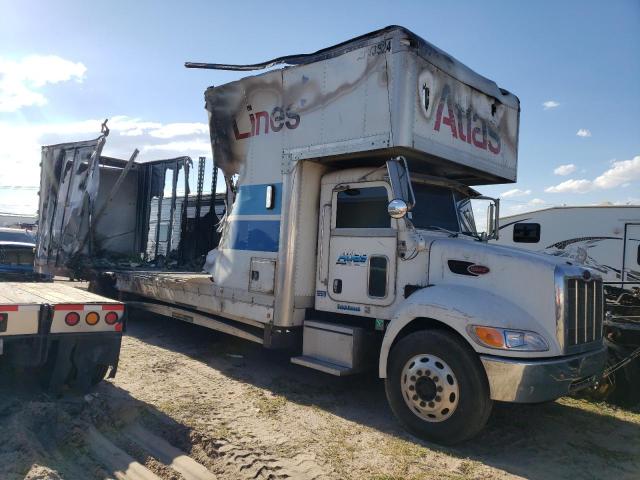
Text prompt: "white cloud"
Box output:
[[545, 179, 592, 193], [143, 140, 210, 154], [553, 163, 576, 176], [545, 156, 640, 193], [576, 129, 592, 137], [503, 197, 552, 216], [592, 156, 640, 189], [501, 188, 531, 198], [542, 100, 560, 110], [106, 117, 208, 139], [0, 116, 211, 192], [0, 55, 86, 112], [149, 123, 208, 139]]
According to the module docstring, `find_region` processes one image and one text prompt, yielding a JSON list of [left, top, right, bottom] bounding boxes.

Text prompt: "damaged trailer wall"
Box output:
[[36, 134, 225, 278]]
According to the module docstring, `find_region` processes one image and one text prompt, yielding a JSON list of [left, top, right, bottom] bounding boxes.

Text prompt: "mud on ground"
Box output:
[[1, 312, 639, 480]]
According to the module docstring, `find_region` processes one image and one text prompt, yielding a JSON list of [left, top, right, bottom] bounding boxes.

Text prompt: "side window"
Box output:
[[637, 245, 639, 265], [336, 186, 390, 228], [513, 223, 540, 243], [368, 256, 388, 297]]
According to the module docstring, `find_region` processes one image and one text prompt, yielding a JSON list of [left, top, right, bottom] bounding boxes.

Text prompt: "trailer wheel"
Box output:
[[385, 330, 492, 445]]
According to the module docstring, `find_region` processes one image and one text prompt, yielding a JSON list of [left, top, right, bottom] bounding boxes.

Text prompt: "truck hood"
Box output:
[[425, 234, 594, 356]]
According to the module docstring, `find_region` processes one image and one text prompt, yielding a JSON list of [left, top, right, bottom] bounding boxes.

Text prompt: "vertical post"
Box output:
[[154, 166, 165, 259], [210, 163, 218, 217], [166, 161, 179, 254], [194, 157, 206, 254]]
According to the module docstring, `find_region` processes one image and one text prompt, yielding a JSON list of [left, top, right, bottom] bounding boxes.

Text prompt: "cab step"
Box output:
[[291, 355, 355, 376], [290, 320, 376, 376]]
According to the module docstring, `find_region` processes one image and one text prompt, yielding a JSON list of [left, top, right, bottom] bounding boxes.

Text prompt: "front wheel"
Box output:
[[385, 329, 492, 445]]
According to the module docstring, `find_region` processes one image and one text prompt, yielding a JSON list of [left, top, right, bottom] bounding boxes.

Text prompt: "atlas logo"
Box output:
[[336, 253, 367, 265], [233, 105, 300, 140], [433, 85, 501, 155]]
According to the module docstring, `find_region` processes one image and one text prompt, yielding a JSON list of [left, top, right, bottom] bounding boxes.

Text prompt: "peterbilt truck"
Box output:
[[36, 26, 606, 444]]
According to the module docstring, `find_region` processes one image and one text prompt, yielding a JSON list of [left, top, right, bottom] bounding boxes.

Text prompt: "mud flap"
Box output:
[[44, 334, 122, 392]]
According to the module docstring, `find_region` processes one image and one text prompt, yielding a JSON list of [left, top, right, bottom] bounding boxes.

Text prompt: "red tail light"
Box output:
[[65, 312, 80, 326], [104, 311, 119, 325]]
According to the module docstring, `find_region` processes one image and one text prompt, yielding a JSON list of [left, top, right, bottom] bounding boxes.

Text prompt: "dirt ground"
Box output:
[[1, 306, 639, 480]]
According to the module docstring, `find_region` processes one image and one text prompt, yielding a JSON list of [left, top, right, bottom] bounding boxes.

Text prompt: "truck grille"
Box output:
[[565, 278, 603, 349]]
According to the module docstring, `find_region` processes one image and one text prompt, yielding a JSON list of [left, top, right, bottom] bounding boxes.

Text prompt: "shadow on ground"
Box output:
[[0, 354, 218, 479], [125, 311, 640, 480]]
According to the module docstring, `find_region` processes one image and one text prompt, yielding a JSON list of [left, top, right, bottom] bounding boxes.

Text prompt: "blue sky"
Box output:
[[0, 0, 638, 215]]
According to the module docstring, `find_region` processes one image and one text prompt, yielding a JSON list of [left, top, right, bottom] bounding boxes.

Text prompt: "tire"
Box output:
[[385, 329, 492, 445]]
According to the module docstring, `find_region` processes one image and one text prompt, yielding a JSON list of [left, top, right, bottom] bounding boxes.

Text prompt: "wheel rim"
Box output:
[[400, 353, 460, 423]]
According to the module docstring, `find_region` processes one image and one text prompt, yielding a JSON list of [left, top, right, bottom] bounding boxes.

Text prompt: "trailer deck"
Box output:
[[1, 282, 123, 305]]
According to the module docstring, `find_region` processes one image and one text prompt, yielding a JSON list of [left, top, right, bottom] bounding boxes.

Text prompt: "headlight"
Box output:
[[467, 325, 549, 352]]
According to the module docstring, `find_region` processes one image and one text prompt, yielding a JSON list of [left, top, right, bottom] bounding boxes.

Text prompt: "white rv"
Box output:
[[495, 206, 640, 290], [36, 26, 607, 444]]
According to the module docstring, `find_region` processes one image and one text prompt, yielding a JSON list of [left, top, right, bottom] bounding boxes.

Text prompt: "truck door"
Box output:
[[325, 182, 397, 307], [623, 223, 640, 285]]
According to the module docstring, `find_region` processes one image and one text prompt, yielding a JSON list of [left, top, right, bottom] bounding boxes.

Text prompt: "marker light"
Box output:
[[468, 325, 549, 352], [104, 311, 119, 325], [85, 311, 100, 325], [65, 312, 80, 326], [472, 326, 504, 348]]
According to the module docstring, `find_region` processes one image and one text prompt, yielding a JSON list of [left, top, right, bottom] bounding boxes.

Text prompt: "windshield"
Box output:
[[408, 183, 477, 235], [409, 184, 460, 231], [0, 230, 35, 244]]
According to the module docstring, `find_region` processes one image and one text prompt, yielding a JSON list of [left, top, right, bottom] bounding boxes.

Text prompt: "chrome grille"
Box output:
[[565, 278, 603, 349]]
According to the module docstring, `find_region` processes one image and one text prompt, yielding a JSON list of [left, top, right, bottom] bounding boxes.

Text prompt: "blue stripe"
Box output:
[[234, 183, 282, 215], [227, 220, 280, 252]]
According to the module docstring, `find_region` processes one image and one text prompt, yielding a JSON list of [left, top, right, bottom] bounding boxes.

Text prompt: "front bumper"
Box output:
[[480, 346, 607, 403]]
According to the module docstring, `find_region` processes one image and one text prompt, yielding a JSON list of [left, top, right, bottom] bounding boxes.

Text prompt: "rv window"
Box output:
[[368, 256, 388, 298], [513, 223, 540, 243], [336, 187, 390, 228]]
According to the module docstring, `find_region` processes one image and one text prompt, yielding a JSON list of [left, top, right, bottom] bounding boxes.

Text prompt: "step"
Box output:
[[291, 355, 356, 376]]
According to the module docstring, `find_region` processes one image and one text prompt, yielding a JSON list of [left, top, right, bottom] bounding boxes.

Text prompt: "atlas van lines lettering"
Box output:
[[233, 105, 300, 140], [433, 84, 501, 155]]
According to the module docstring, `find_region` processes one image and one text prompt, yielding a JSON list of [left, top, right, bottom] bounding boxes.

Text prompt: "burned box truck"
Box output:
[[37, 26, 606, 444]]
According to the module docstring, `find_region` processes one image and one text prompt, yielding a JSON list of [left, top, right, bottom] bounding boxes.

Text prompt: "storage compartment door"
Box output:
[[249, 258, 276, 294]]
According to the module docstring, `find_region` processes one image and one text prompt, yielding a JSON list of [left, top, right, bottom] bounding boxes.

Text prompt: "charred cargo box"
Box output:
[[203, 25, 520, 185]]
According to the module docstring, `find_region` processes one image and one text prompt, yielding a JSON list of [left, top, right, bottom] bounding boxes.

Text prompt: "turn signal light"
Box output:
[[472, 326, 504, 348], [85, 311, 100, 325], [65, 312, 80, 326], [104, 311, 119, 325]]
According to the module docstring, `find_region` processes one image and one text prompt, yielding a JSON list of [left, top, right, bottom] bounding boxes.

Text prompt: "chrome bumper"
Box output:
[[480, 346, 607, 403]]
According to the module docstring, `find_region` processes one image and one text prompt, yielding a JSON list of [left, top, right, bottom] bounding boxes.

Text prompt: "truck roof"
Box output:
[[199, 26, 520, 186]]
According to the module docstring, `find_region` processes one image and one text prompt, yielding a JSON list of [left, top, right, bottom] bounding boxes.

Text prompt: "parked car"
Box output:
[[0, 227, 49, 281]]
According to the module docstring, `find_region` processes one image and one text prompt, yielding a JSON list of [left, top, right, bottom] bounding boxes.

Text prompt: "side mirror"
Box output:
[[386, 157, 415, 210], [485, 199, 500, 240], [388, 199, 408, 219]]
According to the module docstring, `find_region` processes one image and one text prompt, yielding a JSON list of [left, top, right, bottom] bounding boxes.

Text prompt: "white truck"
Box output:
[[495, 206, 640, 405], [36, 26, 606, 444]]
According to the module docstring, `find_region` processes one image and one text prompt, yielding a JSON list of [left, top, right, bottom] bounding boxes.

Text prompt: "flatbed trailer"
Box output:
[[0, 282, 124, 390]]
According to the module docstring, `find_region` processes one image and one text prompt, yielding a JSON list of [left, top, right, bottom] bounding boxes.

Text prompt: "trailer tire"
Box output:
[[385, 329, 492, 445]]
